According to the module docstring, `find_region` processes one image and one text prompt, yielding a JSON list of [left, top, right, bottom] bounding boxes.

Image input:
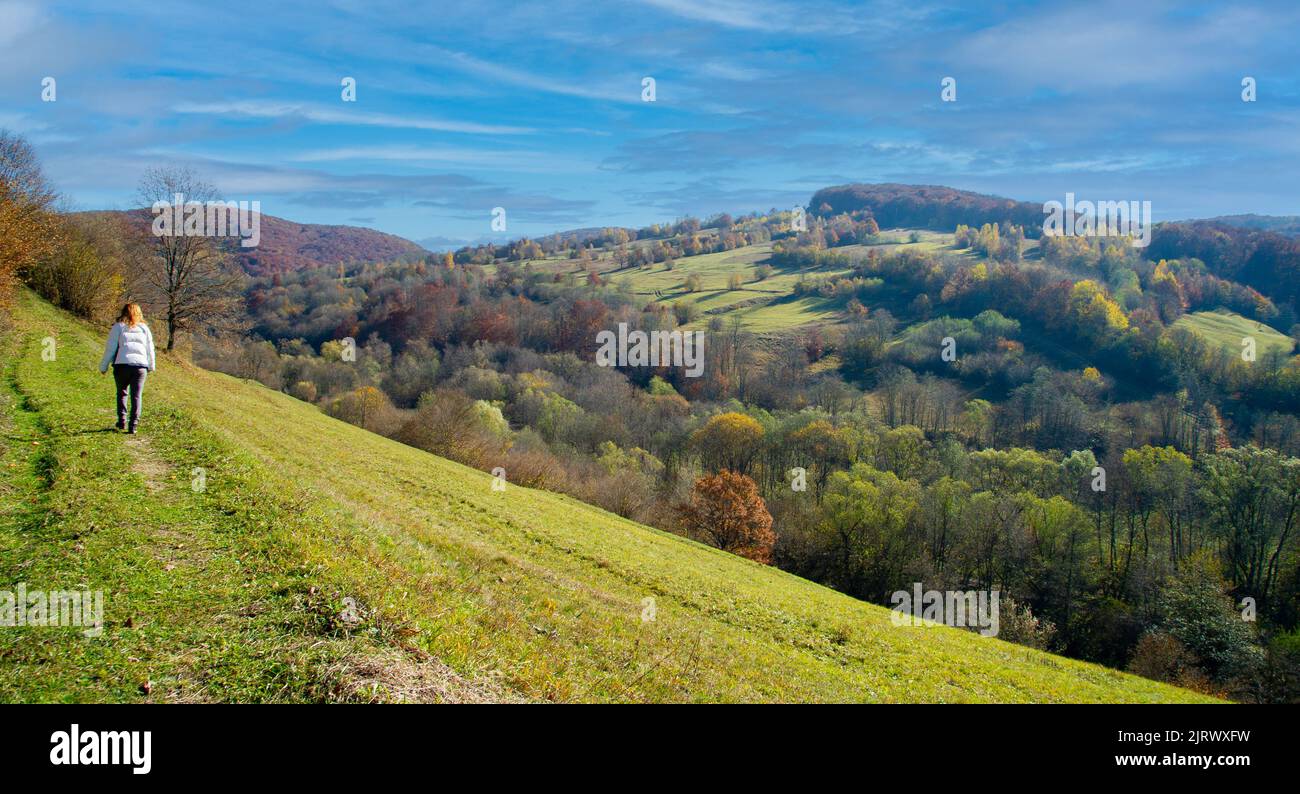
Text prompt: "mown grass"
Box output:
[[518, 242, 855, 332], [719, 295, 845, 332], [1174, 310, 1295, 359], [0, 290, 1217, 702]]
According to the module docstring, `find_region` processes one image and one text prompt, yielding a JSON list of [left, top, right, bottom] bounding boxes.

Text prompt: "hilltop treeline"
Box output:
[[446, 210, 796, 267], [1148, 221, 1300, 312], [809, 183, 1045, 233]]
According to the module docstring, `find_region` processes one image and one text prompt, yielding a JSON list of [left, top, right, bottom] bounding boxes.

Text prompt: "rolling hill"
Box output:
[[1203, 214, 1300, 238], [79, 209, 429, 276], [808, 183, 1045, 230], [226, 214, 429, 275], [0, 289, 1215, 703]]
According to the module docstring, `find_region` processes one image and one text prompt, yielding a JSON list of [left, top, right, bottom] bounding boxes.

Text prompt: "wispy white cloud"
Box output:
[[0, 112, 46, 134], [425, 47, 639, 103], [172, 101, 534, 135], [289, 145, 597, 173], [697, 60, 768, 81], [636, 0, 780, 31], [954, 1, 1292, 89], [633, 0, 889, 35]]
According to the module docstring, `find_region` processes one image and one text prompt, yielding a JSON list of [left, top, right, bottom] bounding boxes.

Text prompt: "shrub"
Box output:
[[394, 388, 510, 469], [326, 386, 399, 436], [996, 597, 1058, 650], [1127, 632, 1216, 695], [290, 380, 318, 403], [504, 444, 565, 489]]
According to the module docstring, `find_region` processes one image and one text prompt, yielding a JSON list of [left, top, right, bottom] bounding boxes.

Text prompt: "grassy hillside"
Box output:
[[1174, 310, 1295, 359], [512, 230, 971, 333], [0, 290, 1216, 702]]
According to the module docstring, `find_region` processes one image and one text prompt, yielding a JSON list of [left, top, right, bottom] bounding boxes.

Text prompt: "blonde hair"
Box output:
[[117, 303, 144, 328]]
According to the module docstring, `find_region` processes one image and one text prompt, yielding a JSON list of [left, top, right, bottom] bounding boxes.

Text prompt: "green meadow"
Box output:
[[1174, 310, 1296, 359]]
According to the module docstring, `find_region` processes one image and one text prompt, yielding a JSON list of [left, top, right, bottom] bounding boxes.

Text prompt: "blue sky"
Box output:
[[2, 0, 1299, 248]]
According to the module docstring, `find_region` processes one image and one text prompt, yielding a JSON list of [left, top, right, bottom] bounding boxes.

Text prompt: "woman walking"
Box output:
[[98, 303, 156, 434]]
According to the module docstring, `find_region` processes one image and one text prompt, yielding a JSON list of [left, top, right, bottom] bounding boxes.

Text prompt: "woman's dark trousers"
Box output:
[[113, 364, 148, 430]]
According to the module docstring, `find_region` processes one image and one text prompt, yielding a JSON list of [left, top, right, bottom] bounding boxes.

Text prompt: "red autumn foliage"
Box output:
[[551, 298, 609, 353], [461, 300, 517, 344]]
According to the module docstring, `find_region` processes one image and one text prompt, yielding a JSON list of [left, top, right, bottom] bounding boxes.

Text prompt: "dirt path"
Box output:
[[123, 433, 170, 494]]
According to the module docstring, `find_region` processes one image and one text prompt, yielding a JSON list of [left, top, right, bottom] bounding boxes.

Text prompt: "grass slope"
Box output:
[[1174, 310, 1295, 359], [0, 291, 1215, 702]]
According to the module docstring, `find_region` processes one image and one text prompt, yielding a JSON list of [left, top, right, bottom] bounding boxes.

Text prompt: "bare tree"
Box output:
[[133, 166, 242, 350]]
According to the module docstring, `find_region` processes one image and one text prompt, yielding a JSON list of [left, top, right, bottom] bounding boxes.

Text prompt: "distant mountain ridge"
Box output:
[[79, 209, 430, 276], [1201, 214, 1300, 238]]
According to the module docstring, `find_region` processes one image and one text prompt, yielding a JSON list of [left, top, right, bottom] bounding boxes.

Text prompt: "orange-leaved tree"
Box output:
[[676, 470, 775, 564], [0, 130, 61, 309]]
